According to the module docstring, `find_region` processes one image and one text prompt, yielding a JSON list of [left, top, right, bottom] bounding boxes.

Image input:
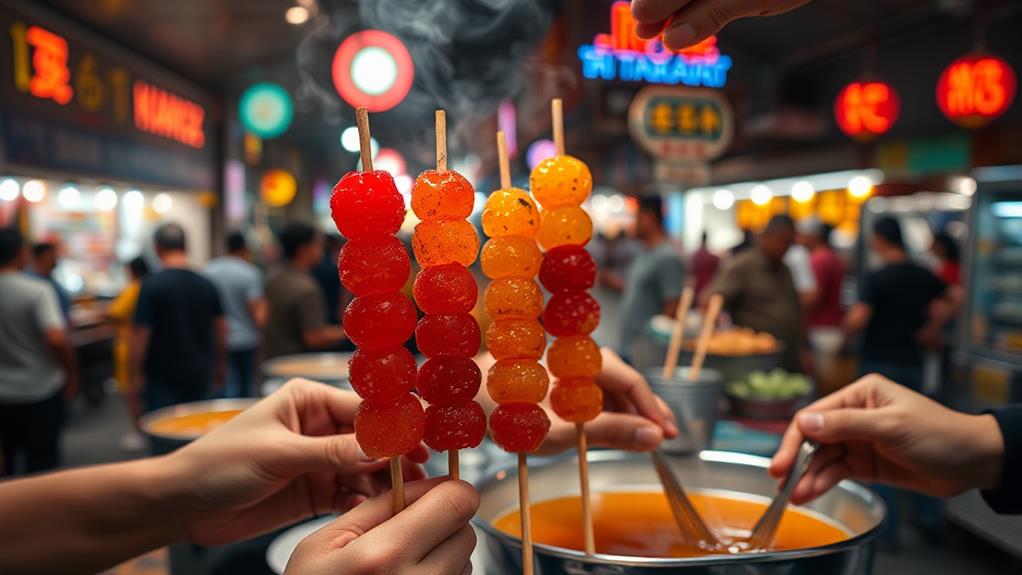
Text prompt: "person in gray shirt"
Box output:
[[203, 232, 266, 397], [616, 196, 685, 362], [0, 228, 78, 475]]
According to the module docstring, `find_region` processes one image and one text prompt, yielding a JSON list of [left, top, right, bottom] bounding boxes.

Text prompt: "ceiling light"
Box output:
[[848, 175, 873, 199], [750, 184, 772, 206], [22, 179, 46, 203], [791, 180, 815, 203], [57, 184, 80, 209], [153, 193, 172, 214], [95, 187, 118, 211], [0, 178, 19, 202], [340, 126, 360, 152], [285, 6, 309, 25], [123, 190, 144, 211]]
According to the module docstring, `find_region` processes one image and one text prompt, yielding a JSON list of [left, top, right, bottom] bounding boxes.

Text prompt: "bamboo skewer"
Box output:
[[497, 131, 511, 189], [518, 454, 534, 575], [357, 106, 402, 513], [552, 98, 565, 155], [690, 294, 724, 380], [661, 286, 696, 379]]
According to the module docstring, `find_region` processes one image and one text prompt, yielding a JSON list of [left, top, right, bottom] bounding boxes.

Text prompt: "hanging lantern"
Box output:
[[834, 81, 900, 141], [936, 53, 1016, 128]]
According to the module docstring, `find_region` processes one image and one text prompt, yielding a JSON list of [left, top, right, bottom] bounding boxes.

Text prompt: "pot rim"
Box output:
[[139, 398, 259, 441], [471, 449, 885, 566]]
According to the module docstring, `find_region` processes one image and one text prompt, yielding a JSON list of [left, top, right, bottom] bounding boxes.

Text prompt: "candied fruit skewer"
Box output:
[[531, 98, 599, 555], [333, 107, 424, 514], [482, 131, 549, 575], [410, 110, 485, 481]]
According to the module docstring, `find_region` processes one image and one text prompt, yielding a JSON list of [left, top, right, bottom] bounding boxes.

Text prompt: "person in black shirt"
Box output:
[[130, 223, 226, 412], [843, 217, 962, 390]]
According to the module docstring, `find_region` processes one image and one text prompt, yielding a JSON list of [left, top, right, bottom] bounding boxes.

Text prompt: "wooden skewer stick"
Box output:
[[576, 423, 595, 555], [435, 109, 447, 172], [552, 98, 565, 156], [690, 294, 724, 380], [661, 286, 696, 380], [518, 453, 534, 575], [389, 457, 405, 514], [448, 450, 460, 482], [356, 107, 373, 172], [497, 131, 511, 189]]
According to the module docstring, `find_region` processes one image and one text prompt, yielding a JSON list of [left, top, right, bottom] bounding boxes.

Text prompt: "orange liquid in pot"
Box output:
[[492, 491, 849, 557], [147, 409, 244, 437]]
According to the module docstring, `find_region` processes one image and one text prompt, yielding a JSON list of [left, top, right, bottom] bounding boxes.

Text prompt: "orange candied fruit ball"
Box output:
[[486, 319, 546, 360], [411, 169, 475, 221], [547, 335, 602, 380], [550, 380, 603, 423], [412, 219, 479, 267], [484, 278, 543, 320], [482, 188, 540, 239], [480, 236, 542, 280], [529, 155, 593, 209], [354, 393, 425, 458], [537, 206, 592, 251], [486, 359, 550, 404]]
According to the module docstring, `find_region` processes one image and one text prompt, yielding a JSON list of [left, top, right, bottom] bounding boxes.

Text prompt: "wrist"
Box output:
[[137, 455, 195, 543], [968, 414, 1005, 491]]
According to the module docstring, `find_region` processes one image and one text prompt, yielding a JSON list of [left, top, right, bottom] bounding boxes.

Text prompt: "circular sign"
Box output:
[[332, 30, 414, 113], [261, 169, 297, 207], [834, 81, 899, 141], [628, 86, 734, 162], [526, 139, 557, 170], [936, 53, 1017, 128], [239, 83, 294, 139]]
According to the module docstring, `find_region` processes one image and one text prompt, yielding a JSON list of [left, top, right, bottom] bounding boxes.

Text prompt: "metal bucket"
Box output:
[[646, 367, 722, 454], [139, 398, 259, 455], [474, 450, 884, 574]]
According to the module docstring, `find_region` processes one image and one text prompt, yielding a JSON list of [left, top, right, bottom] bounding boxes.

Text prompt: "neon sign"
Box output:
[[834, 81, 899, 141], [332, 30, 414, 113], [134, 80, 205, 149], [577, 2, 732, 88], [936, 53, 1016, 128]]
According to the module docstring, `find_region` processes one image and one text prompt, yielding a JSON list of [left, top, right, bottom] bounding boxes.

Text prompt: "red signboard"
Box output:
[[834, 81, 899, 141], [936, 53, 1016, 128]]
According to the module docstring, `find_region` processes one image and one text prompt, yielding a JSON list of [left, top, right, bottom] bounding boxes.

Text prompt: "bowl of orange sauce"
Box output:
[[475, 450, 884, 574], [140, 399, 258, 455]]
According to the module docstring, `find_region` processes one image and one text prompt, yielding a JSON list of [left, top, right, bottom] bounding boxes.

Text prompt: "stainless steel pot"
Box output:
[[474, 450, 884, 574], [646, 367, 722, 454], [139, 398, 259, 455]]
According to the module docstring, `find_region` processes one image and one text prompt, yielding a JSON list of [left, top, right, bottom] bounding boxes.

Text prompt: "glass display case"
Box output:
[[968, 189, 1022, 357]]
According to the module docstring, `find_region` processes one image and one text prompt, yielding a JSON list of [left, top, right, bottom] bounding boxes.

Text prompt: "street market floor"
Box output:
[[57, 388, 1022, 575]]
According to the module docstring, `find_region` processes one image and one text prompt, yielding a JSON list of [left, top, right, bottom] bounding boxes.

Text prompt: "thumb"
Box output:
[[278, 433, 390, 475], [797, 408, 892, 444], [586, 412, 664, 451], [661, 0, 749, 50]]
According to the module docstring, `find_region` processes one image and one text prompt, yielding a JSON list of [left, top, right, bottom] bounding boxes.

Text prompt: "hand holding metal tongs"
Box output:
[[649, 449, 720, 547], [746, 440, 819, 550]]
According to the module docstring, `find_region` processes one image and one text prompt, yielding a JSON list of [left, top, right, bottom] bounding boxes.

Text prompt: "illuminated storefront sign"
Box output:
[[936, 53, 1016, 128], [577, 2, 732, 88], [239, 82, 294, 139], [834, 81, 899, 140], [332, 30, 414, 113], [2, 5, 214, 190]]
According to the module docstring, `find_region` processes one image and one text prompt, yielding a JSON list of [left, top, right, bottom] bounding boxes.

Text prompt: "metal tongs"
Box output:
[[747, 440, 819, 550], [650, 449, 720, 547]]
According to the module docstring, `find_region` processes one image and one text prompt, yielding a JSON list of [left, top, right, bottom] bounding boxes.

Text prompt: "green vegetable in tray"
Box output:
[[727, 369, 812, 400]]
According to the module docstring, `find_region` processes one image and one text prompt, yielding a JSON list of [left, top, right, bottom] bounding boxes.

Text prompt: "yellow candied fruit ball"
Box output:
[[484, 278, 543, 320], [487, 359, 550, 404], [529, 155, 593, 209], [547, 335, 602, 379], [486, 319, 546, 360], [412, 219, 479, 267], [482, 188, 540, 239], [480, 236, 543, 280], [550, 380, 603, 423], [537, 206, 592, 251]]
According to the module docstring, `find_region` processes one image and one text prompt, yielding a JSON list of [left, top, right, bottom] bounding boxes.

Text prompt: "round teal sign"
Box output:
[[239, 82, 294, 139]]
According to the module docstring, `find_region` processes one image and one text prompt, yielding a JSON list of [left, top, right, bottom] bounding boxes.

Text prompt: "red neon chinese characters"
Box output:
[[937, 54, 1017, 128], [133, 80, 206, 149], [26, 26, 72, 105], [834, 81, 900, 140]]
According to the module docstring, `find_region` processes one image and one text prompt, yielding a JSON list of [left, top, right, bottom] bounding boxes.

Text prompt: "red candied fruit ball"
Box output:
[[348, 347, 416, 401], [354, 393, 425, 458], [489, 403, 551, 453], [416, 357, 482, 405], [338, 236, 410, 296], [330, 170, 405, 240], [424, 402, 486, 451], [542, 291, 601, 336], [343, 292, 416, 350], [539, 245, 597, 293], [411, 170, 475, 221], [550, 380, 603, 423], [413, 263, 478, 315], [415, 313, 481, 358]]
